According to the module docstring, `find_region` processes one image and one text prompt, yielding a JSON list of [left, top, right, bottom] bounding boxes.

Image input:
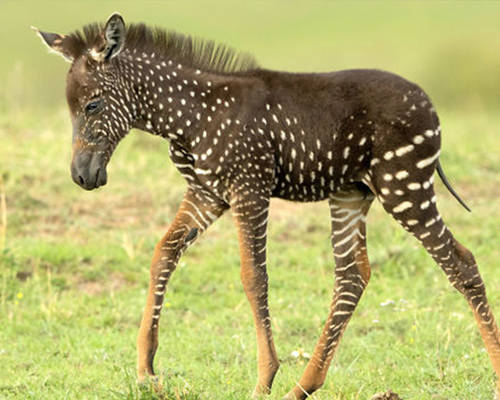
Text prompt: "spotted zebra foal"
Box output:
[[35, 13, 500, 399]]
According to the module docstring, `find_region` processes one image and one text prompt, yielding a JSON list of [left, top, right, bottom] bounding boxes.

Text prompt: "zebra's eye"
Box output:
[[85, 99, 103, 115]]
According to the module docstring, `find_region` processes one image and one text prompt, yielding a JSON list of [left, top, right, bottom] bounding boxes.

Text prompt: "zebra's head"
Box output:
[[34, 13, 133, 190]]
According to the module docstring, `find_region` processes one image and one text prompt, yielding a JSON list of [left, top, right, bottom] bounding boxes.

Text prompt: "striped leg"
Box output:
[[231, 194, 279, 397], [136, 189, 228, 382], [285, 188, 374, 399], [378, 184, 500, 398]]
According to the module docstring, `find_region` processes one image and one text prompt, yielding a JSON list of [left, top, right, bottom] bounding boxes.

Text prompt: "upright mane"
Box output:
[[66, 22, 259, 74]]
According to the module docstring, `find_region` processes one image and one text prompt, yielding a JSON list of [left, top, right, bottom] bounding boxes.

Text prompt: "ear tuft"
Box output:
[[92, 12, 126, 62], [32, 26, 73, 62]]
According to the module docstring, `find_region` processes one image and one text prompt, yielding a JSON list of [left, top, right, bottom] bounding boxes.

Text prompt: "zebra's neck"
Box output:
[[121, 51, 251, 149]]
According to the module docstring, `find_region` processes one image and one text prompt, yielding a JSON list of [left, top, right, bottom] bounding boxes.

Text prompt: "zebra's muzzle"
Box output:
[[71, 150, 108, 190]]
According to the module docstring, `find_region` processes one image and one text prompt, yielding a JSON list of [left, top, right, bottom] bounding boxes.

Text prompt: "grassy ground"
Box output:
[[2, 1, 500, 399], [1, 108, 500, 400]]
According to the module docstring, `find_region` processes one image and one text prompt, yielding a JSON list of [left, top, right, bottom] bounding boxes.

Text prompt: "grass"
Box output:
[[1, 107, 500, 400], [1, 2, 500, 399]]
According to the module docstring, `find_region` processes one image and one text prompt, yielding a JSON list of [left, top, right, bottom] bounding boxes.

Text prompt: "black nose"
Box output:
[[71, 155, 107, 190], [77, 174, 85, 186]]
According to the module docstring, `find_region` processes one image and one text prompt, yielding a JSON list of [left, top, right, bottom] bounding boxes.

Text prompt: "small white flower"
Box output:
[[291, 348, 310, 359]]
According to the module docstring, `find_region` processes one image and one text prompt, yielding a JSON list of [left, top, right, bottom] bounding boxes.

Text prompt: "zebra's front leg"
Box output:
[[136, 189, 228, 382], [231, 194, 279, 397], [285, 189, 374, 400]]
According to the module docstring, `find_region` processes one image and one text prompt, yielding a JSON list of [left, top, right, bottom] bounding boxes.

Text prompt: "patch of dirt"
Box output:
[[371, 390, 402, 400], [76, 272, 127, 296]]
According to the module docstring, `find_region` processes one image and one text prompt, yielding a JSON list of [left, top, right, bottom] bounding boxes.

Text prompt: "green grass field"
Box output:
[[1, 2, 500, 399]]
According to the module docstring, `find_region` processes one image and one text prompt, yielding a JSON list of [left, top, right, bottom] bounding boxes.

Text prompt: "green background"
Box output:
[[2, 1, 500, 113]]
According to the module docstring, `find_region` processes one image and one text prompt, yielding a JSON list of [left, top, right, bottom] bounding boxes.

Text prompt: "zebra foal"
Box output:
[[34, 13, 500, 399]]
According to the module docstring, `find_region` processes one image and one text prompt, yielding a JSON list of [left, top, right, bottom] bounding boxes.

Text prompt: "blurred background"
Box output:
[[2, 2, 500, 399], [2, 0, 500, 113]]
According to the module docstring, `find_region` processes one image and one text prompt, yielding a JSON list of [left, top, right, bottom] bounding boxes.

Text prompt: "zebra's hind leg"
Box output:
[[375, 178, 500, 398], [284, 186, 374, 400]]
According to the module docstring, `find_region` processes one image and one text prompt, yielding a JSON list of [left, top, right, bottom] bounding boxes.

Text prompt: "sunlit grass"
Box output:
[[1, 108, 499, 399]]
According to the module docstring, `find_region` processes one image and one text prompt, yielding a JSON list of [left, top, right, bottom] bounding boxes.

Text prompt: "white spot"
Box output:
[[420, 232, 431, 239], [384, 151, 394, 160], [420, 201, 430, 210], [396, 144, 414, 157], [395, 170, 409, 180], [413, 135, 425, 144], [393, 201, 413, 213], [417, 150, 440, 169], [425, 218, 437, 228]]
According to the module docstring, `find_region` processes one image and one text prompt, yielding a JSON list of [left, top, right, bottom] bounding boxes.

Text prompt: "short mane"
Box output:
[[67, 22, 259, 74]]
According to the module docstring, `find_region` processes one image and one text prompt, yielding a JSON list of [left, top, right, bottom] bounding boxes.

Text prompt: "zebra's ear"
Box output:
[[91, 12, 126, 62], [32, 27, 74, 62]]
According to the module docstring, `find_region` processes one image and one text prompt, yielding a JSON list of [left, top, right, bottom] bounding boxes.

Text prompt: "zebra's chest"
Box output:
[[169, 131, 276, 202]]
